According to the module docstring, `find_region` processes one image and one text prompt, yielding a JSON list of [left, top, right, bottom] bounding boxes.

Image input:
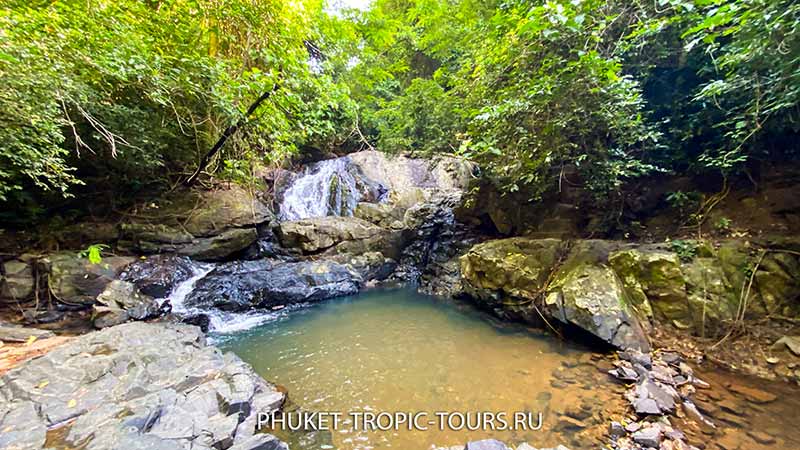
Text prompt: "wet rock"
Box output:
[[0, 325, 55, 342], [632, 426, 662, 447], [465, 440, 510, 450], [0, 322, 286, 450], [181, 313, 211, 333], [610, 421, 626, 439], [726, 383, 777, 404], [186, 259, 360, 311], [44, 253, 134, 306], [555, 415, 586, 431], [92, 280, 160, 328], [746, 430, 776, 445], [0, 259, 34, 303], [119, 255, 197, 298], [276, 216, 385, 253]]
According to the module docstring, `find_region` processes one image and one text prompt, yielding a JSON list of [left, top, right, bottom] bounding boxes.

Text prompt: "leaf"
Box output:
[[67, 399, 77, 408]]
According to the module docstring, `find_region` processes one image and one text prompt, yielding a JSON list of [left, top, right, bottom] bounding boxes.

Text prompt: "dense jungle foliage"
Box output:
[[1, 0, 798, 221]]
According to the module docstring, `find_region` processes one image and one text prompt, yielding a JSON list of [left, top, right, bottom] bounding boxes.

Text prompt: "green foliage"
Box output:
[[341, 0, 664, 198], [682, 0, 800, 172], [670, 239, 698, 262], [714, 217, 732, 232], [79, 243, 109, 265], [1, 0, 355, 210]]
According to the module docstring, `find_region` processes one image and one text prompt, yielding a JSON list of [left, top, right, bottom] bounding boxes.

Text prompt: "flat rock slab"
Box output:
[[726, 383, 777, 404], [0, 325, 55, 343], [0, 322, 286, 450]]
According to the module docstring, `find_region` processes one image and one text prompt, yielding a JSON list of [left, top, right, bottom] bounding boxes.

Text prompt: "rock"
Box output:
[[610, 421, 626, 439], [92, 280, 160, 328], [726, 383, 777, 404], [0, 401, 46, 448], [43, 253, 134, 306], [609, 248, 686, 321], [545, 264, 650, 351], [746, 431, 776, 445], [0, 325, 55, 342], [0, 322, 286, 450], [178, 228, 259, 261], [619, 349, 652, 369], [276, 216, 385, 253], [354, 202, 404, 227], [348, 150, 475, 195], [461, 238, 564, 301], [632, 426, 662, 448], [461, 238, 650, 350], [229, 434, 289, 450], [771, 335, 800, 356], [181, 313, 211, 333], [634, 397, 661, 415], [465, 439, 511, 450], [119, 187, 272, 260], [119, 255, 197, 298], [0, 259, 34, 303], [555, 415, 586, 431], [634, 380, 676, 413], [185, 259, 360, 311]]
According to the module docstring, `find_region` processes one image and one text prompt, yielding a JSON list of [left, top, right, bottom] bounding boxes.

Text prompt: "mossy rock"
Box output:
[[545, 263, 650, 351], [682, 257, 738, 334], [608, 248, 687, 323], [460, 238, 565, 302]]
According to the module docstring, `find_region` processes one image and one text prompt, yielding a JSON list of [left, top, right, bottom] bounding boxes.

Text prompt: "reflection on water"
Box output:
[[219, 288, 606, 449]]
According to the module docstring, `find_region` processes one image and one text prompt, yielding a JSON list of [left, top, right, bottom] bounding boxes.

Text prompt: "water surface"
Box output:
[[219, 288, 604, 449]]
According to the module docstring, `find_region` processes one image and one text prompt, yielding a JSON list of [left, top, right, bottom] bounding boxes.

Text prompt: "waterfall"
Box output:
[[166, 262, 288, 338], [279, 157, 384, 221]]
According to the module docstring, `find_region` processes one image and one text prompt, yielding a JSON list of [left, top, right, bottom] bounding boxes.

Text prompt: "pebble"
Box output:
[[632, 426, 662, 447]]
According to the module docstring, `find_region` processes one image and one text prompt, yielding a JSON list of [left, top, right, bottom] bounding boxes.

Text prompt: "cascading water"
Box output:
[[165, 262, 290, 338], [279, 157, 385, 221]]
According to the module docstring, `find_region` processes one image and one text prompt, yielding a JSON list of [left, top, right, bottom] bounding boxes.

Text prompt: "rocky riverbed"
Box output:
[[2, 150, 800, 449]]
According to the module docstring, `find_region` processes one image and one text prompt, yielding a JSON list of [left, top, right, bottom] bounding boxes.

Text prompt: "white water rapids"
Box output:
[[164, 263, 291, 339], [279, 157, 364, 221]]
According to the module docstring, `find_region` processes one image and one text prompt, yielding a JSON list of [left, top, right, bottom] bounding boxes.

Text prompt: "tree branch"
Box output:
[[184, 75, 282, 186]]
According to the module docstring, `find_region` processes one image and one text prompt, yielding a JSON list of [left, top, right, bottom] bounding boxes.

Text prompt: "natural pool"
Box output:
[[217, 288, 613, 449]]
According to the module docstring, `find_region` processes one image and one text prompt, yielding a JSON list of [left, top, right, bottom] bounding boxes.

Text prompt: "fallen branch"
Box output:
[[184, 76, 282, 186]]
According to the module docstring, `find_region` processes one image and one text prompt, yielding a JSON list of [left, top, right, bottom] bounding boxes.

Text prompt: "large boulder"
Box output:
[[43, 253, 134, 306], [275, 216, 386, 253], [119, 187, 272, 261], [0, 258, 35, 304], [608, 248, 687, 322], [0, 322, 286, 450], [92, 280, 161, 328], [545, 264, 650, 351], [185, 259, 361, 311], [460, 238, 565, 301], [348, 150, 476, 194], [119, 254, 198, 298], [460, 238, 650, 350]]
